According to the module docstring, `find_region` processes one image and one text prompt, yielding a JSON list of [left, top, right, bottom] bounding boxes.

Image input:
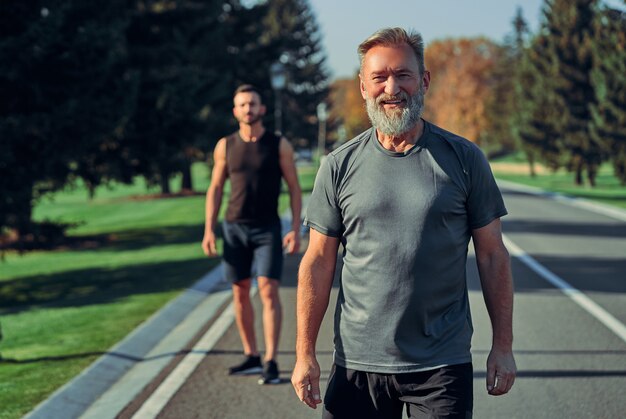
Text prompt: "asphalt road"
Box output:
[[124, 183, 626, 419]]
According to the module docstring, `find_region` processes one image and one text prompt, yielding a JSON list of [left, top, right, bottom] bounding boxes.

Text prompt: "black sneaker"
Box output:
[[228, 355, 262, 375], [258, 359, 280, 385]]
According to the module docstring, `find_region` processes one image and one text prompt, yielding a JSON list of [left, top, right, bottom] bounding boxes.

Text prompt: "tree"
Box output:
[[481, 42, 517, 156], [516, 32, 564, 172], [125, 1, 233, 194], [544, 0, 605, 186], [328, 75, 369, 143], [261, 0, 330, 148], [482, 8, 533, 162], [0, 1, 134, 242], [506, 8, 540, 176], [590, 6, 626, 184], [424, 37, 500, 145]]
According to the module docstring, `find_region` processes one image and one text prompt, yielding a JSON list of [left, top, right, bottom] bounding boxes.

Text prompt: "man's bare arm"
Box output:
[[202, 138, 228, 256], [279, 137, 302, 253], [472, 218, 516, 396], [292, 229, 339, 408]]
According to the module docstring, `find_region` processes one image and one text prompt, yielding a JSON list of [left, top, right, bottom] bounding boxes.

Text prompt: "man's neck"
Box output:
[[376, 119, 424, 153], [239, 122, 265, 142]]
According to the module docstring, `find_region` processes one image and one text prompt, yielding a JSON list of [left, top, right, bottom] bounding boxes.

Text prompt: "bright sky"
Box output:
[[309, 0, 623, 80]]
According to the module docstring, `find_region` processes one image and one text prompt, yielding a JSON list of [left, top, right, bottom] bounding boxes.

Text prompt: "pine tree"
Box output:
[[590, 6, 626, 184], [125, 0, 231, 194], [0, 0, 134, 242], [483, 8, 528, 160], [544, 0, 605, 186], [507, 8, 540, 176], [261, 0, 330, 148], [517, 32, 564, 172]]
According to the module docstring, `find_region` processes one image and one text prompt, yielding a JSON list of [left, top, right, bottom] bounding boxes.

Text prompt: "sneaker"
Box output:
[[228, 355, 263, 375], [258, 359, 280, 385]]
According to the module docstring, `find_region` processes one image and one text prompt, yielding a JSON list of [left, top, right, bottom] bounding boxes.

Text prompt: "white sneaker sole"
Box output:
[[258, 377, 281, 385]]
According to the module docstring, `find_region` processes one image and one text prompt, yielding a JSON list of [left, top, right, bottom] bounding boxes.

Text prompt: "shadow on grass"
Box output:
[[0, 222, 221, 315], [100, 224, 216, 252], [0, 351, 128, 364], [0, 257, 218, 315], [1, 222, 211, 254]]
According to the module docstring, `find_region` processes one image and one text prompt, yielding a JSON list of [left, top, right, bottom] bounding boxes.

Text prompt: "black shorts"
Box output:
[[323, 363, 473, 419], [221, 220, 283, 282]]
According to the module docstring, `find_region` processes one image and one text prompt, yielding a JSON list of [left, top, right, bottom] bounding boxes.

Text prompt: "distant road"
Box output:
[[123, 183, 626, 419]]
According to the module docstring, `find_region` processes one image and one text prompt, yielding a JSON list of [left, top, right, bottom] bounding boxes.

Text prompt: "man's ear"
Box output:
[[359, 74, 367, 100], [422, 70, 431, 93]]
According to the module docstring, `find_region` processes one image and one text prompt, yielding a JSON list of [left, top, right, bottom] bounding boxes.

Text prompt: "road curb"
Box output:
[[24, 264, 228, 419]]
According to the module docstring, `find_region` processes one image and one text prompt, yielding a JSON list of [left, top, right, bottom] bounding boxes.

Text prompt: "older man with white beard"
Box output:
[[291, 27, 516, 418]]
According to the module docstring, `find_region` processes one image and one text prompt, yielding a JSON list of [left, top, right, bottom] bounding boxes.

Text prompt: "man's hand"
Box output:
[[201, 231, 218, 256], [486, 346, 516, 396], [283, 230, 301, 254], [291, 356, 322, 409]]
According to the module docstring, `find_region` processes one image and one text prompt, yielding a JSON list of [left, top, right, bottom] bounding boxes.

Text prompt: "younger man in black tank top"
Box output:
[[202, 85, 302, 384]]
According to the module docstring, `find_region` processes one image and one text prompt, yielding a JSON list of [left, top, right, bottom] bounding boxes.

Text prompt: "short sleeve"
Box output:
[[303, 155, 343, 237], [466, 146, 507, 229]]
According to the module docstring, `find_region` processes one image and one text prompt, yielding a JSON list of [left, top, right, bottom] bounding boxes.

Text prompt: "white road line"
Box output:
[[131, 287, 257, 419], [503, 234, 626, 344]]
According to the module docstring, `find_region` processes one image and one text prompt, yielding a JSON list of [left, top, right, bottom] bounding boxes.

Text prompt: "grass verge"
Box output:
[[490, 161, 626, 211], [0, 162, 317, 419]]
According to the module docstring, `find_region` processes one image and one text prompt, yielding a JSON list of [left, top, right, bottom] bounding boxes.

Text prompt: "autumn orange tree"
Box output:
[[424, 37, 500, 147], [329, 75, 369, 143]]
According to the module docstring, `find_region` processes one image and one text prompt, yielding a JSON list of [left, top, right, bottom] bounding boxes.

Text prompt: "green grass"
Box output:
[[0, 161, 317, 419], [490, 161, 626, 210]]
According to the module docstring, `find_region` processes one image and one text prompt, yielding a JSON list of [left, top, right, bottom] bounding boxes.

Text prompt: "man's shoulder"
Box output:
[[426, 122, 475, 151], [327, 128, 372, 162], [425, 121, 485, 168], [225, 131, 239, 140]]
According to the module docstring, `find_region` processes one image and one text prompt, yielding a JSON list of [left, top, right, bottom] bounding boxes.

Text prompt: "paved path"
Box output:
[[27, 182, 626, 418]]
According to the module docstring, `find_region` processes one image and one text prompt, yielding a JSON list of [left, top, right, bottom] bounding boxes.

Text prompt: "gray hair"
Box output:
[[357, 27, 425, 75]]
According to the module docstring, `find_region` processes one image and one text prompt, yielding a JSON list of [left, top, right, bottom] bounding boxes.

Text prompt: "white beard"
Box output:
[[365, 88, 425, 136]]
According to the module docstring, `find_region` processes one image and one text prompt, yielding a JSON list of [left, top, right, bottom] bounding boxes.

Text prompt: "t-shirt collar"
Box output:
[[370, 119, 430, 157]]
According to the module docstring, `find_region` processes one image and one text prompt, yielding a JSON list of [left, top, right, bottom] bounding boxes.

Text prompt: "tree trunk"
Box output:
[[527, 151, 537, 178], [573, 157, 583, 186], [15, 193, 34, 252], [87, 182, 96, 200], [160, 169, 171, 195], [181, 162, 193, 192], [587, 163, 597, 188], [618, 162, 626, 186], [575, 168, 583, 186]]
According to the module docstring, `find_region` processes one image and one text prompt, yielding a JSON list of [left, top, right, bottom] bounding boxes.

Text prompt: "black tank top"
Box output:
[[225, 130, 282, 224]]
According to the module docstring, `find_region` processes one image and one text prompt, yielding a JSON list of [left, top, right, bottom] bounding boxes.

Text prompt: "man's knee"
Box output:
[[257, 277, 280, 304], [232, 279, 253, 303]]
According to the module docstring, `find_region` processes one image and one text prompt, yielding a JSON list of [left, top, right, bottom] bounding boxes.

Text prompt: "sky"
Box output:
[[308, 0, 624, 80]]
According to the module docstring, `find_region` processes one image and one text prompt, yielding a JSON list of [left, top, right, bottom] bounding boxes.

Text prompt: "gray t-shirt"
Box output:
[[304, 121, 507, 373]]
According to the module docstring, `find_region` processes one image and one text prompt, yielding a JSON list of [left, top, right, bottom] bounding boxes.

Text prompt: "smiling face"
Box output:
[[360, 44, 430, 135], [233, 91, 266, 126]]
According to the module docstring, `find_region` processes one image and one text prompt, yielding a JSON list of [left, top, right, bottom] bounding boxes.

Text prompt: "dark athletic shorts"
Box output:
[[323, 363, 473, 419], [222, 220, 283, 283]]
